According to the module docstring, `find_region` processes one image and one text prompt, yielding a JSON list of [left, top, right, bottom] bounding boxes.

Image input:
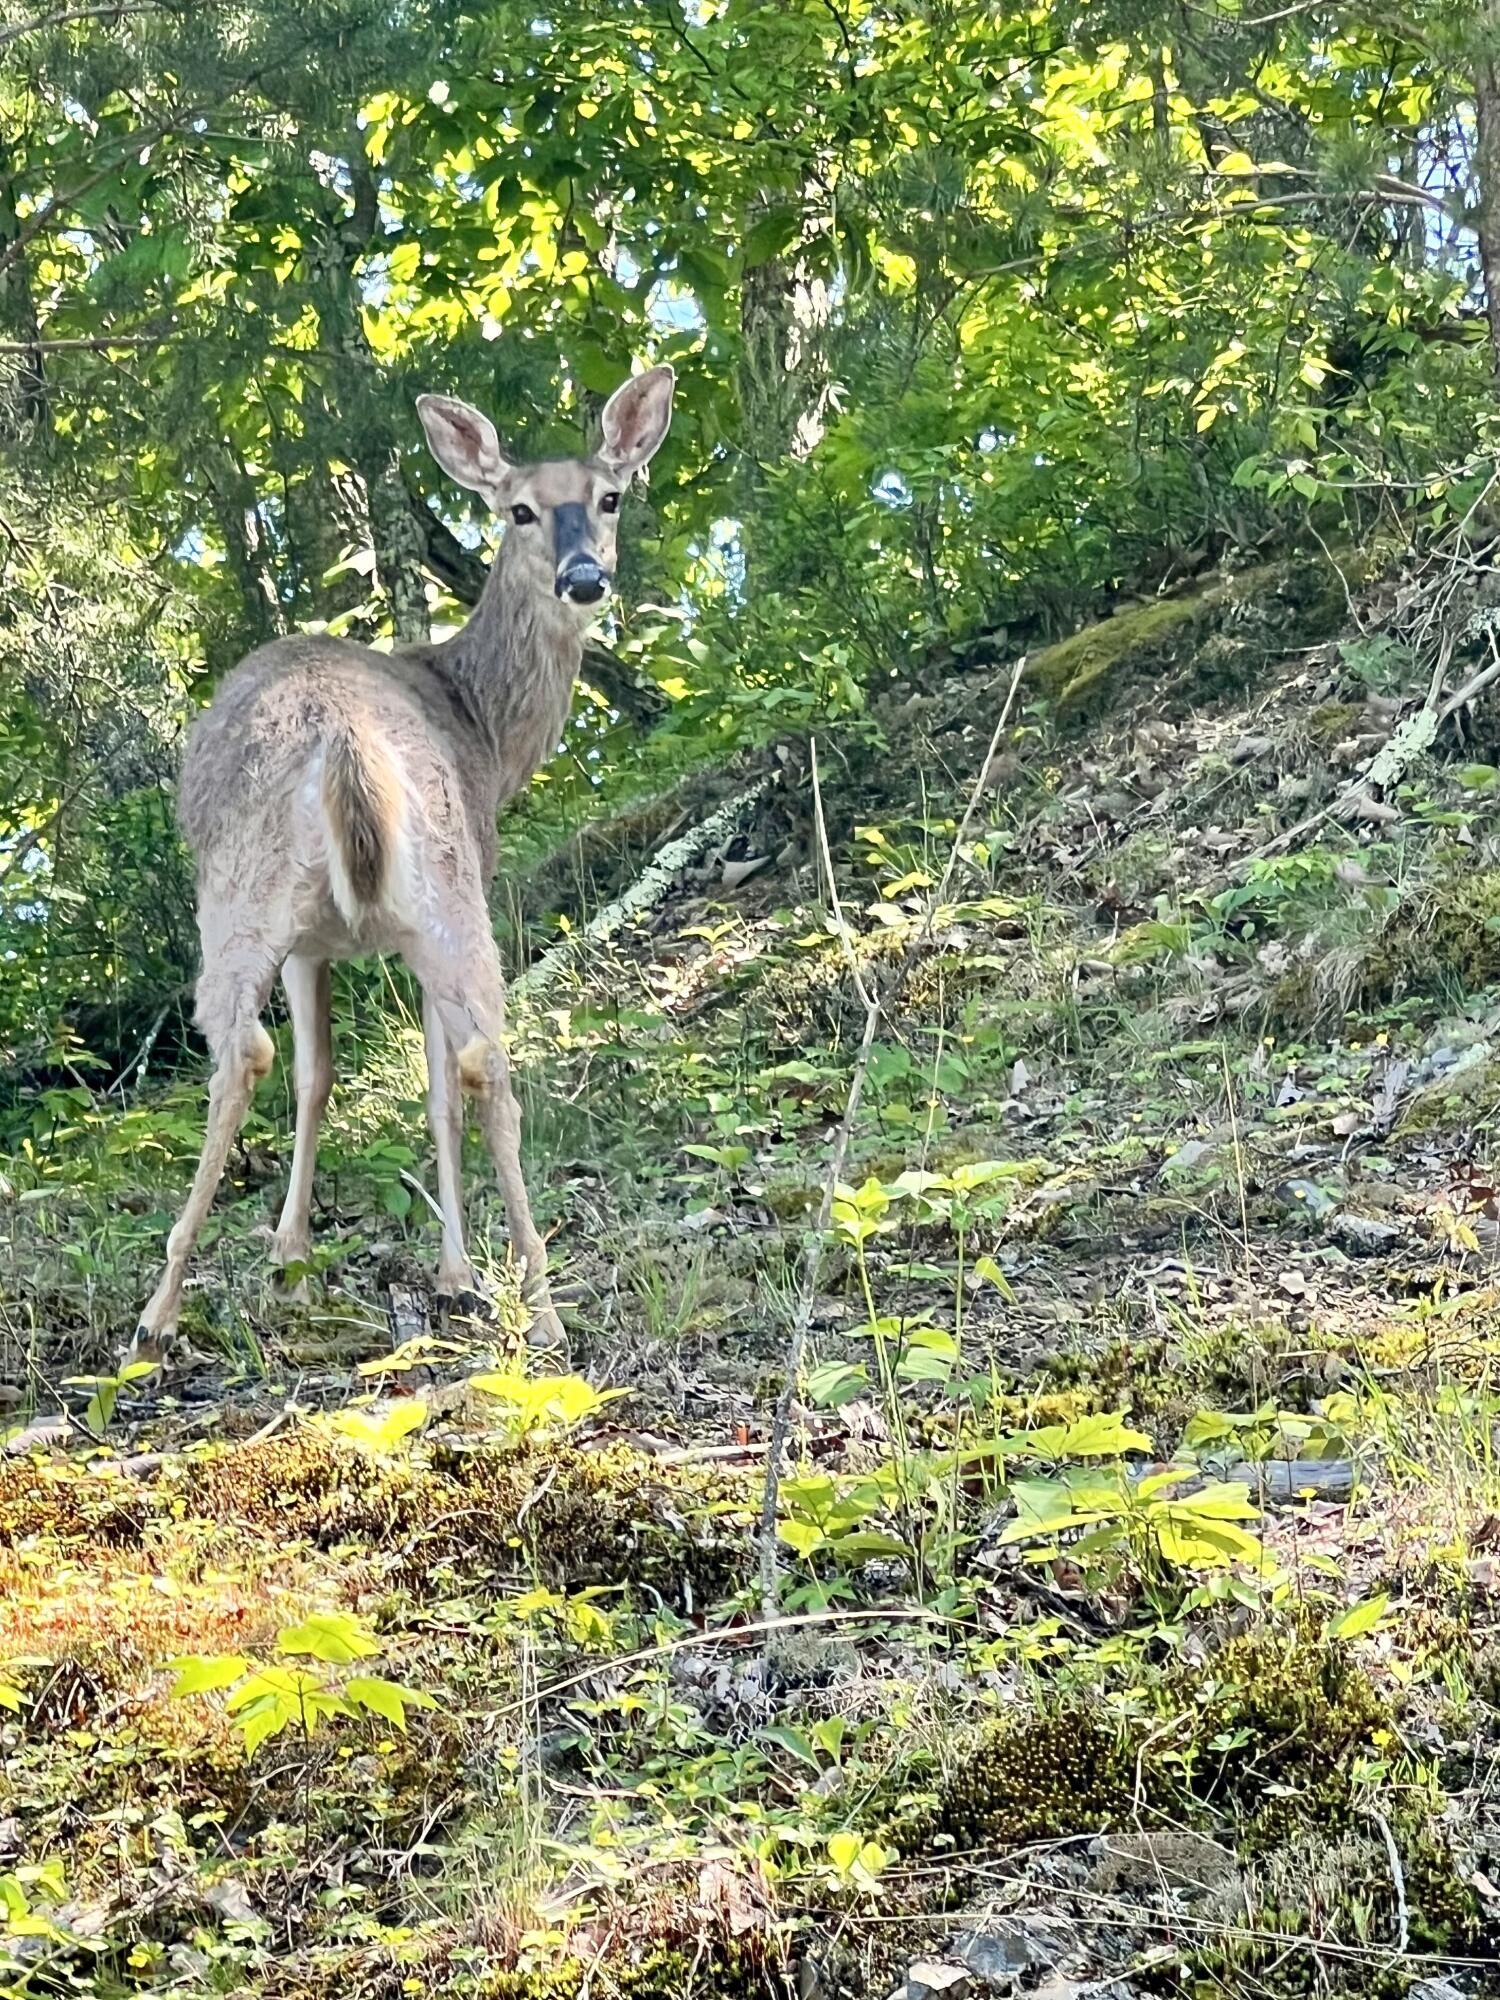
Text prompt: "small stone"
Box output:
[[951, 1915, 1066, 1983], [1162, 1137, 1218, 1175], [907, 1964, 970, 2000], [1330, 1212, 1400, 1255]]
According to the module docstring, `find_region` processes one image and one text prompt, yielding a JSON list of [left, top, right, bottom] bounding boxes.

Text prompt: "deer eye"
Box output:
[[600, 492, 620, 515], [511, 503, 537, 526]]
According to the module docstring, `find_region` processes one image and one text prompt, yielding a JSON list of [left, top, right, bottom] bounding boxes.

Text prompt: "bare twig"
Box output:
[[1369, 1808, 1409, 1954], [0, 332, 171, 353], [756, 742, 880, 1626], [512, 1605, 950, 1720], [0, 1, 164, 48]]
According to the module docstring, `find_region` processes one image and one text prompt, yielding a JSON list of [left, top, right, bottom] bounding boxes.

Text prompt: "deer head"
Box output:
[[416, 363, 675, 612]]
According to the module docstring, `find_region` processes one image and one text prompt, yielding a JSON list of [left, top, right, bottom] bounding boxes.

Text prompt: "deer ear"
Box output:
[[416, 394, 511, 494], [599, 364, 675, 476]]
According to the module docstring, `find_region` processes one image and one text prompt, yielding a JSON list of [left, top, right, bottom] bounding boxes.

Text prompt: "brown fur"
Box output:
[[135, 368, 675, 1356]]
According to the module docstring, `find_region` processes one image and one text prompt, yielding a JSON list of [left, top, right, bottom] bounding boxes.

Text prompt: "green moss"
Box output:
[[1171, 1627, 1390, 1843], [484, 1943, 765, 1999], [1305, 699, 1363, 746], [0, 1456, 148, 1549], [1030, 554, 1362, 724], [1366, 868, 1500, 1002], [2, 1427, 752, 1609], [1030, 592, 1210, 715], [888, 1708, 1132, 1854], [1155, 1816, 1483, 1998]]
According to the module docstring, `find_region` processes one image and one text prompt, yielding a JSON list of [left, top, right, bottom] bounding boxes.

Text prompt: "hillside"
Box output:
[[5, 538, 1500, 1997]]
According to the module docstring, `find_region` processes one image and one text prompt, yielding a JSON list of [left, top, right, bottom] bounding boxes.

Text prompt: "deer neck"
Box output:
[[429, 533, 585, 805]]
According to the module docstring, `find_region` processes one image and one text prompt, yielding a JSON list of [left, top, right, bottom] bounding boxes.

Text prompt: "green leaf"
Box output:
[[276, 1613, 380, 1665], [777, 1518, 828, 1558], [236, 1695, 291, 1757], [345, 1676, 436, 1728], [1050, 1412, 1154, 1459], [761, 1722, 821, 1771], [1328, 1592, 1390, 1641], [328, 1400, 428, 1452], [169, 1654, 250, 1696]]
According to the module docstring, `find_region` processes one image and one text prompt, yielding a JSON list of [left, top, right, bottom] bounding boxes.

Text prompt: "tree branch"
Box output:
[[0, 1, 164, 49]]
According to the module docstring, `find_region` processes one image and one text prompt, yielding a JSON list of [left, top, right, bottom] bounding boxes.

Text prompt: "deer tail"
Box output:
[[321, 728, 404, 928]]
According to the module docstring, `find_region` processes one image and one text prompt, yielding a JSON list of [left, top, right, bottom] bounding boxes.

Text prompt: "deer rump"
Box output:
[[177, 642, 473, 958]]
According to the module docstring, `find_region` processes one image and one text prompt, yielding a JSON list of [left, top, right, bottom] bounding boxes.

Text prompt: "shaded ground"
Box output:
[[5, 542, 1500, 1997]]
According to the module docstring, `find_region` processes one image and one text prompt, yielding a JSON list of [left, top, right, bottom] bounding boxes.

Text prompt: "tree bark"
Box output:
[[0, 137, 46, 436], [1475, 1, 1500, 386]]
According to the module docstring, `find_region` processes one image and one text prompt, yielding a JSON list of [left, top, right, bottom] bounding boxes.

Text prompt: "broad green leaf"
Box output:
[[1328, 1593, 1390, 1641], [169, 1654, 250, 1696], [276, 1614, 380, 1665], [345, 1676, 437, 1728], [761, 1723, 820, 1771]]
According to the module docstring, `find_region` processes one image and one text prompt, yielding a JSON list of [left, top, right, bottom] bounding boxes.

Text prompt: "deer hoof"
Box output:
[[526, 1302, 568, 1353], [120, 1327, 168, 1373], [436, 1282, 493, 1325]]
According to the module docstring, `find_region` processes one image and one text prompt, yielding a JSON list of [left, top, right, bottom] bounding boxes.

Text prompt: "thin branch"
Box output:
[[0, 331, 170, 352], [757, 741, 881, 1627], [0, 2, 163, 48], [1369, 1809, 1409, 1954]]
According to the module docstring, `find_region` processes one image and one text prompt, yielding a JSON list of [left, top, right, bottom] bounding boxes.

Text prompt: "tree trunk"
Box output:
[[311, 157, 432, 642], [736, 194, 831, 590], [0, 137, 45, 436], [1475, 2, 1500, 386], [206, 444, 286, 650]]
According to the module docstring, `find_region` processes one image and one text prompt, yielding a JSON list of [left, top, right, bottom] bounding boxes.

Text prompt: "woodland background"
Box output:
[[5, 5, 1500, 1999], [0, 0, 1494, 1092]]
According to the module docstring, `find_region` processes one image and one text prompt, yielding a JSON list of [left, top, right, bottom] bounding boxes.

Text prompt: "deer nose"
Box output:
[[556, 558, 610, 606]]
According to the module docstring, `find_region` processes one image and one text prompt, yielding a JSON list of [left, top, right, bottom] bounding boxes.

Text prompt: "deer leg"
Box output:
[[402, 924, 563, 1347], [270, 954, 333, 1294], [422, 988, 477, 1301], [133, 951, 279, 1358]]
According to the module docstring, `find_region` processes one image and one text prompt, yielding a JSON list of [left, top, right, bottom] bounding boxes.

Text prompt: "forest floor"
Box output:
[[4, 542, 1500, 1999]]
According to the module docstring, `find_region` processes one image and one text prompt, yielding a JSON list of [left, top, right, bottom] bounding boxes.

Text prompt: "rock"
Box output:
[[1087, 1830, 1245, 1916], [1409, 1981, 1466, 2000], [1330, 1212, 1400, 1255], [1161, 1137, 1219, 1176], [949, 1914, 1075, 1986], [1252, 1457, 1361, 1503], [1412, 1041, 1491, 1100], [906, 1963, 971, 1999]]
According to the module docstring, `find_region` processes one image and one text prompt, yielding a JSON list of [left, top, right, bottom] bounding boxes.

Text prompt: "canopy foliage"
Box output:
[[0, 0, 1495, 1082]]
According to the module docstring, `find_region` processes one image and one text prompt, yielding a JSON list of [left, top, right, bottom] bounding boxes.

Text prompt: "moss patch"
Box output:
[[1030, 555, 1359, 723], [1172, 1627, 1391, 1843], [1, 1427, 754, 1609], [888, 1708, 1133, 1854], [1366, 867, 1500, 1001], [1030, 592, 1211, 716]]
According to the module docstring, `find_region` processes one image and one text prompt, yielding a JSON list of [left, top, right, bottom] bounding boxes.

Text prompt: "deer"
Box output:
[[131, 362, 676, 1360]]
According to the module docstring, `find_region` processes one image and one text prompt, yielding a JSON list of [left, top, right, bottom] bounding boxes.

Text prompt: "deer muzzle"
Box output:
[[553, 501, 612, 606]]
